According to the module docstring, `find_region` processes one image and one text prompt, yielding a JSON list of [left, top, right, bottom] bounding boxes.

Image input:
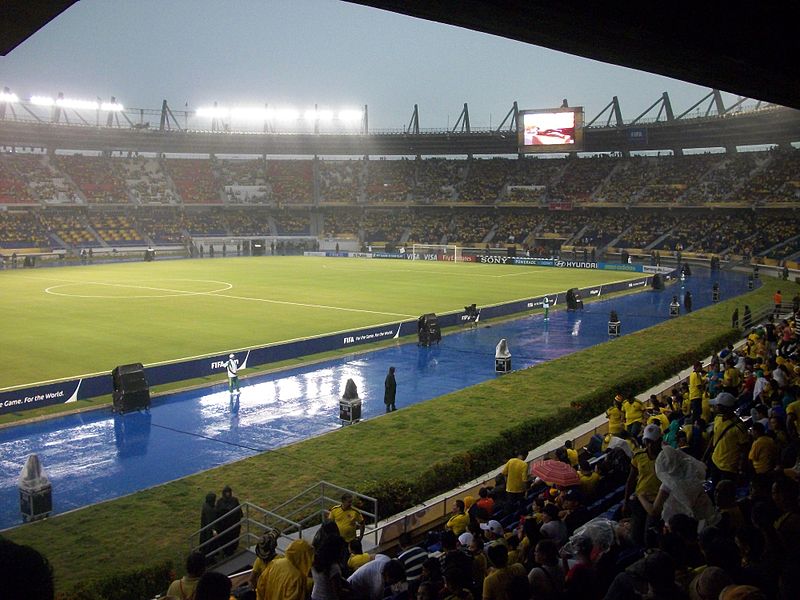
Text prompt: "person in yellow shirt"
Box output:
[[578, 458, 601, 501], [622, 396, 645, 438], [502, 451, 529, 513], [324, 493, 365, 542], [606, 395, 625, 435], [445, 499, 469, 535], [624, 423, 662, 546], [688, 362, 706, 421], [564, 440, 579, 467], [347, 539, 372, 572], [707, 393, 750, 489], [748, 422, 777, 480]]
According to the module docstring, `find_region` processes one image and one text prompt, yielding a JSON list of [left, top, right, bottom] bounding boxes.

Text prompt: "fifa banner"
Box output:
[[0, 274, 651, 415]]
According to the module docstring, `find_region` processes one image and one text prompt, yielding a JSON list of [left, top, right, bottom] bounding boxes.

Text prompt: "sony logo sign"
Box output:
[[480, 256, 511, 264]]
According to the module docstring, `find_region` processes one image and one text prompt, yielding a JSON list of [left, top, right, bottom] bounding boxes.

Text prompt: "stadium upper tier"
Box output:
[[0, 147, 798, 208]]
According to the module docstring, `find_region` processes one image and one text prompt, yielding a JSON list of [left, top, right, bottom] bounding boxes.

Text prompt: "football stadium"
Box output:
[[2, 2, 800, 599]]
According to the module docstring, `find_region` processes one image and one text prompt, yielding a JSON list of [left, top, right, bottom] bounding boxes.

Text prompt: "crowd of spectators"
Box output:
[[448, 210, 496, 246], [274, 209, 311, 235], [362, 210, 410, 244], [367, 159, 414, 203], [267, 160, 313, 205], [1, 149, 798, 210], [406, 209, 452, 245], [135, 208, 185, 244], [164, 159, 223, 204], [55, 154, 129, 204], [323, 209, 363, 238], [168, 306, 800, 600], [39, 208, 98, 247], [320, 159, 364, 204], [88, 212, 143, 245], [0, 210, 50, 248]]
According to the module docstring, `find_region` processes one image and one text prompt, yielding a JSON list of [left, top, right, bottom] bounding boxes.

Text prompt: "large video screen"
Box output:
[[518, 107, 584, 153]]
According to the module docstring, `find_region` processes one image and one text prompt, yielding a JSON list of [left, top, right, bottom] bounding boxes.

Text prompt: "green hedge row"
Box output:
[[58, 560, 173, 600], [363, 327, 741, 518]]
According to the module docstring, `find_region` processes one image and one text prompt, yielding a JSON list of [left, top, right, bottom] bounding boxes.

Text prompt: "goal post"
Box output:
[[410, 243, 462, 262]]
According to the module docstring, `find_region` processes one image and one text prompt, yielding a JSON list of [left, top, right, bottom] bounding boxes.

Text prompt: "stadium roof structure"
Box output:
[[345, 0, 800, 111], [2, 1, 798, 111]]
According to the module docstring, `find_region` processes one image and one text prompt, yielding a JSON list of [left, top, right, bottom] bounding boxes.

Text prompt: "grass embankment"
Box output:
[[4, 277, 791, 598]]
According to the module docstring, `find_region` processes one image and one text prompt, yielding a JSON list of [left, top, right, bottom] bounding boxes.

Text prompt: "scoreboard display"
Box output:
[[517, 107, 584, 153]]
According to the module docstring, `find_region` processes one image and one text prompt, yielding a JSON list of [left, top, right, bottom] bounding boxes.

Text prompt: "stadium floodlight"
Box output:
[[230, 106, 270, 120], [338, 109, 363, 122], [100, 102, 124, 112], [275, 108, 299, 122], [0, 92, 19, 103], [197, 106, 230, 119], [56, 98, 100, 110], [31, 95, 55, 106]]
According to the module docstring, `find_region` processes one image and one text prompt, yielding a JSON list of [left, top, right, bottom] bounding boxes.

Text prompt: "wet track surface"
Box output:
[[0, 268, 751, 529]]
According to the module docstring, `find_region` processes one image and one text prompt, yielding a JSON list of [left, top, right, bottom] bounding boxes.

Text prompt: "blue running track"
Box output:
[[0, 268, 751, 530]]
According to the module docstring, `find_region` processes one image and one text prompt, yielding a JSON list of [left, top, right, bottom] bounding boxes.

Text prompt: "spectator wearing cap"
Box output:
[[706, 392, 750, 489], [622, 395, 646, 438], [624, 423, 663, 546], [480, 519, 506, 549], [445, 499, 470, 536], [607, 394, 625, 435], [249, 528, 279, 595]]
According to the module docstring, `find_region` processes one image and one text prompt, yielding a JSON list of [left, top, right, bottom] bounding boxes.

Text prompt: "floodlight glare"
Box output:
[[197, 106, 230, 119], [100, 102, 124, 112], [275, 108, 299, 122], [231, 107, 270, 120], [338, 109, 363, 122], [317, 109, 333, 121], [0, 92, 19, 103], [56, 98, 100, 110], [31, 95, 55, 107]]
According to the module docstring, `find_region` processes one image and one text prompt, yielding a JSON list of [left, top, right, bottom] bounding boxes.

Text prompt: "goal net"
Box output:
[[410, 243, 462, 262]]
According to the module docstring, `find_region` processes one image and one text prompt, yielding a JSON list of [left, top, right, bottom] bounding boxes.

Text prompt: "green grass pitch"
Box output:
[[0, 256, 642, 389]]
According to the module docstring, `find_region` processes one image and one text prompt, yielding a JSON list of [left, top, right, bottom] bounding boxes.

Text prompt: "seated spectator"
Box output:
[[446, 499, 470, 536], [475, 487, 495, 516], [419, 558, 445, 598], [540, 503, 569, 548], [348, 539, 372, 573], [578, 457, 601, 500], [166, 550, 206, 600], [480, 519, 506, 549], [564, 440, 579, 467], [562, 535, 597, 600], [397, 532, 428, 592], [441, 566, 474, 600], [482, 544, 527, 600], [527, 538, 565, 600]]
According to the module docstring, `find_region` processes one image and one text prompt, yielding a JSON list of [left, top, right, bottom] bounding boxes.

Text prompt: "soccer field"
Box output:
[[0, 256, 642, 389]]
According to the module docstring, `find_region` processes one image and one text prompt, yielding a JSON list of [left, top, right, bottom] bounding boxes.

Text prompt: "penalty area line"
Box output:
[[206, 291, 416, 319]]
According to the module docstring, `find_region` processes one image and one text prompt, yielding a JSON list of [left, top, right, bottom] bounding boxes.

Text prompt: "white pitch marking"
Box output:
[[207, 292, 417, 318], [44, 279, 233, 298]]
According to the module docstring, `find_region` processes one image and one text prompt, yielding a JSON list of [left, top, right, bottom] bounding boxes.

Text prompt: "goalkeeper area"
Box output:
[[0, 256, 642, 390]]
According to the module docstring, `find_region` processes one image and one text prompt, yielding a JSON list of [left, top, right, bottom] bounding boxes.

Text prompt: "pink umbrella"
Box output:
[[530, 459, 580, 487]]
